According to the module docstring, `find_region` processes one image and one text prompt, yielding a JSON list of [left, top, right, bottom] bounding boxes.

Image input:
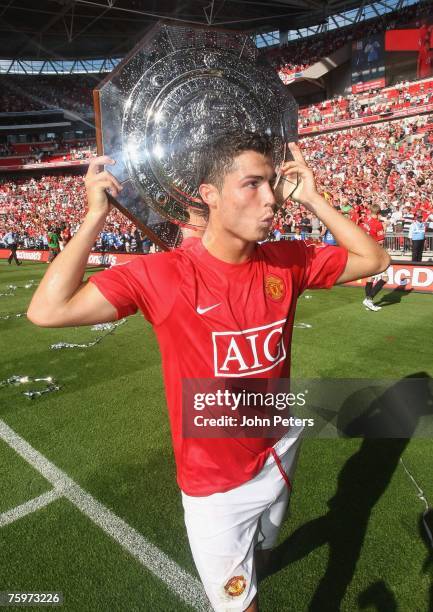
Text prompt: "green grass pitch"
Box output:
[[0, 259, 432, 612]]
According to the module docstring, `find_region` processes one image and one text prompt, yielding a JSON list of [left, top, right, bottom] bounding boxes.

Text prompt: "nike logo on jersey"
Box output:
[[196, 303, 221, 315]]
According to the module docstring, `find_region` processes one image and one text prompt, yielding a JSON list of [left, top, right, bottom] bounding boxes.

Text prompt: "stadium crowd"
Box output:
[[267, 2, 432, 81], [0, 144, 14, 157], [0, 140, 96, 166], [274, 114, 433, 244], [0, 75, 98, 115], [299, 79, 433, 128], [0, 173, 151, 254], [1, 113, 432, 257]]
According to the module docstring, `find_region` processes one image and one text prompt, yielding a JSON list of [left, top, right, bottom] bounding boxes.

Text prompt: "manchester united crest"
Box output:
[[224, 575, 247, 597], [265, 274, 285, 301]]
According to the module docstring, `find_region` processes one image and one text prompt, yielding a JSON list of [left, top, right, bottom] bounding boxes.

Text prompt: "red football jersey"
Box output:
[[362, 216, 384, 243], [89, 238, 347, 495]]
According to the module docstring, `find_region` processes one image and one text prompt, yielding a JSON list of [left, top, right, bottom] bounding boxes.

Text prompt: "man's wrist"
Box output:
[[85, 207, 108, 219], [302, 194, 330, 213], [83, 209, 108, 228]]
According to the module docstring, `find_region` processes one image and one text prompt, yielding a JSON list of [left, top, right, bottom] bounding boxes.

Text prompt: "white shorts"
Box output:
[[181, 430, 302, 612]]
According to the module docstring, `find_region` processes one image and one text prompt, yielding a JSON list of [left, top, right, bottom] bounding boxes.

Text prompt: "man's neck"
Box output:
[[201, 227, 255, 264]]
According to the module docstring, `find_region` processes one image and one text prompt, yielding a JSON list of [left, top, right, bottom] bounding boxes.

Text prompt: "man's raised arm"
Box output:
[[27, 156, 123, 328], [280, 143, 391, 283]]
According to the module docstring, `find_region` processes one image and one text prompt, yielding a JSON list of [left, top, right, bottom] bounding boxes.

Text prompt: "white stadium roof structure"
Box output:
[[0, 0, 423, 74]]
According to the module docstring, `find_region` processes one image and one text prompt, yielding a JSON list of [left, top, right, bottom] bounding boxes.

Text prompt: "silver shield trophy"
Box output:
[[94, 23, 298, 250]]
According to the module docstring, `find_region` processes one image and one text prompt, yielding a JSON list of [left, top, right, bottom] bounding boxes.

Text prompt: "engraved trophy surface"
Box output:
[[94, 24, 298, 250]]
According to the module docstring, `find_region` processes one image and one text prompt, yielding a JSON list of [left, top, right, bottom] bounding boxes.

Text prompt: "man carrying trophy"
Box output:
[[28, 129, 389, 611]]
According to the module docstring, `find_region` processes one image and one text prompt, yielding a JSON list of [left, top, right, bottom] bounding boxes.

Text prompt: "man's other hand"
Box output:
[[278, 142, 323, 209], [84, 156, 122, 216]]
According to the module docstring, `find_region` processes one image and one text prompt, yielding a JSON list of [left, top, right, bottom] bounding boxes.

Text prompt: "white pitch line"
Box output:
[[0, 489, 62, 527], [0, 419, 210, 612]]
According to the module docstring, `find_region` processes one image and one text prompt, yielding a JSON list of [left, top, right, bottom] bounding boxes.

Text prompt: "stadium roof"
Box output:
[[0, 0, 410, 62]]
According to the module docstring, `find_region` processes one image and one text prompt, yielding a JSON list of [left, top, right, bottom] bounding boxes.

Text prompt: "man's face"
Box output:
[[207, 150, 277, 242]]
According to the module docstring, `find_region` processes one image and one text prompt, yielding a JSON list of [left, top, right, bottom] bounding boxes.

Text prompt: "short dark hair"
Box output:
[[196, 131, 274, 190]]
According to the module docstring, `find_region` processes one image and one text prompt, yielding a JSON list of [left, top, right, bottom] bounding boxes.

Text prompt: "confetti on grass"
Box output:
[[50, 318, 127, 350], [0, 312, 26, 320], [0, 280, 38, 297], [0, 375, 60, 399]]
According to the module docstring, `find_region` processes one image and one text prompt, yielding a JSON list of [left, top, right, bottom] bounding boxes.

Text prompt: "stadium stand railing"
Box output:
[[276, 233, 433, 260]]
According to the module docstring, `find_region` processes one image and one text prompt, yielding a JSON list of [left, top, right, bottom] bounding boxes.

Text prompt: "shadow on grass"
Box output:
[[374, 287, 413, 308], [266, 373, 432, 612], [420, 509, 433, 612], [357, 580, 397, 612]]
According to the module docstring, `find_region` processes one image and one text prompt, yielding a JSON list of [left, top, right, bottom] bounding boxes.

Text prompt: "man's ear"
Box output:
[[198, 183, 219, 210]]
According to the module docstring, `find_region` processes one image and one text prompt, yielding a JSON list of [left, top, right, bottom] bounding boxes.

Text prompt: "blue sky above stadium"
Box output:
[[256, 0, 421, 47]]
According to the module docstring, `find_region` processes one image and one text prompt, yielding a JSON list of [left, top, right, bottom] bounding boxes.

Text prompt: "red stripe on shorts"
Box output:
[[271, 448, 292, 490]]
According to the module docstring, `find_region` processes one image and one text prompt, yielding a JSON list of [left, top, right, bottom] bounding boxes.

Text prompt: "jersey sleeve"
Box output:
[[88, 252, 180, 325], [299, 242, 348, 293]]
